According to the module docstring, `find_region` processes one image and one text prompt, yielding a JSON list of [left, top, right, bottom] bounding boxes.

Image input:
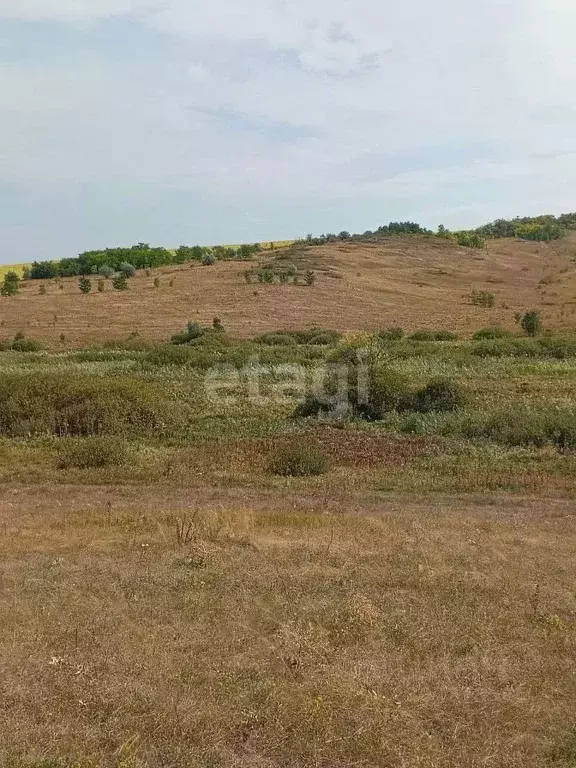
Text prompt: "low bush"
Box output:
[[469, 289, 496, 307], [10, 337, 44, 352], [459, 408, 576, 450], [145, 345, 195, 366], [268, 444, 329, 476], [472, 325, 511, 340], [112, 274, 128, 291], [171, 321, 205, 345], [378, 327, 404, 341], [254, 332, 298, 346], [473, 339, 523, 357], [58, 436, 129, 469], [0, 373, 185, 437], [291, 329, 341, 345], [294, 366, 412, 421], [409, 330, 459, 341], [409, 377, 467, 413]]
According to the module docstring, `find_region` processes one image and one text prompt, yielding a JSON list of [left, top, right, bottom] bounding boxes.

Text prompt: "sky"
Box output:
[[1, 0, 576, 263]]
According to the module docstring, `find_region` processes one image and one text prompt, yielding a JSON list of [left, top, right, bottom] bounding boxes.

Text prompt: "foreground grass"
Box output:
[[1, 498, 575, 767]]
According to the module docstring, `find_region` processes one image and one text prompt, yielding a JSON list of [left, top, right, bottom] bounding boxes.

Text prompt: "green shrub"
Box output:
[[255, 332, 297, 346], [202, 253, 217, 266], [537, 337, 576, 359], [472, 325, 511, 340], [10, 337, 43, 352], [78, 277, 92, 294], [112, 274, 128, 291], [257, 268, 275, 283], [521, 310, 542, 337], [98, 264, 114, 278], [304, 270, 316, 286], [308, 332, 338, 346], [145, 345, 194, 366], [360, 369, 412, 419], [409, 377, 467, 413], [294, 365, 411, 421], [409, 330, 458, 341], [268, 444, 329, 476], [119, 262, 137, 278], [290, 328, 341, 345], [171, 321, 205, 345], [0, 373, 185, 437], [454, 231, 485, 248], [459, 408, 576, 450], [1, 271, 20, 296], [378, 327, 404, 341], [473, 339, 519, 357], [58, 436, 129, 469]]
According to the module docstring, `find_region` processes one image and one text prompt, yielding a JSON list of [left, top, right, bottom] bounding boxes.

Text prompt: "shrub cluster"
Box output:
[[171, 320, 228, 346], [294, 364, 466, 422], [254, 328, 342, 346], [0, 373, 185, 437], [473, 336, 576, 359], [458, 408, 576, 450], [0, 333, 43, 352], [245, 265, 308, 284], [28, 241, 261, 280], [476, 214, 572, 241]]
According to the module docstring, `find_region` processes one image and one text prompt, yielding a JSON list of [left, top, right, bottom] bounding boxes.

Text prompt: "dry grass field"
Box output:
[[2, 234, 576, 767], [1, 234, 576, 347], [1, 485, 576, 768]]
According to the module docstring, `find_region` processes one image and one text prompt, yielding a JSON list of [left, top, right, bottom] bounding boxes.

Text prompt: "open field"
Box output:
[[1, 234, 575, 347], [1, 485, 576, 768], [2, 235, 576, 767]]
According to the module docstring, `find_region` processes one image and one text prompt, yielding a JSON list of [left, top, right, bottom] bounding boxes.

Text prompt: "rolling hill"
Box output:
[[1, 233, 576, 347]]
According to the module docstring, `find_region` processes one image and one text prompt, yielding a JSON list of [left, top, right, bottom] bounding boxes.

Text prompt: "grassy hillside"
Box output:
[[0, 233, 575, 347]]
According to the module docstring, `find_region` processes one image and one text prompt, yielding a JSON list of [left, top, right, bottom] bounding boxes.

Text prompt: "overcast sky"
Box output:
[[1, 0, 575, 262]]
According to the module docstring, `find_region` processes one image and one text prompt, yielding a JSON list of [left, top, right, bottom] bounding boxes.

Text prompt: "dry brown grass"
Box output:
[[3, 234, 576, 347], [1, 486, 575, 767]]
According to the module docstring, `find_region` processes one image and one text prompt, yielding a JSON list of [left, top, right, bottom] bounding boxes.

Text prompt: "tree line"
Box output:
[[22, 211, 576, 281], [27, 242, 262, 280]]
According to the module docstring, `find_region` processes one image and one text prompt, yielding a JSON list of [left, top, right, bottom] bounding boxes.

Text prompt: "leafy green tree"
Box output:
[[1, 271, 20, 296], [119, 262, 136, 278]]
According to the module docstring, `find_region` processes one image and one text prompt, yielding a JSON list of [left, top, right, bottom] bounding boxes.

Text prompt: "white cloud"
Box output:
[[1, 0, 576, 260]]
